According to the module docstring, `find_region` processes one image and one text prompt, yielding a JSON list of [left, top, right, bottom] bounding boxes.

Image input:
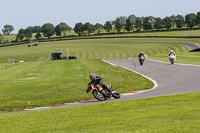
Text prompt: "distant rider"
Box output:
[[87, 73, 109, 93], [168, 50, 176, 56], [138, 51, 145, 59], [168, 50, 176, 61]]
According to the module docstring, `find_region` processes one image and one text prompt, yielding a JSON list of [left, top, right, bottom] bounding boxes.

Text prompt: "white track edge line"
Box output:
[[102, 59, 158, 95], [146, 59, 200, 67]]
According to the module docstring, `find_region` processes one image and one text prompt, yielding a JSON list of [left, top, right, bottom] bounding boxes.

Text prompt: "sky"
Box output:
[[1, 0, 200, 34]]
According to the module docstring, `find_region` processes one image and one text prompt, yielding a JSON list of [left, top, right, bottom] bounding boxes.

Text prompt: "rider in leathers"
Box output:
[[87, 73, 109, 93], [168, 50, 176, 56], [168, 50, 176, 60], [138, 51, 145, 59]]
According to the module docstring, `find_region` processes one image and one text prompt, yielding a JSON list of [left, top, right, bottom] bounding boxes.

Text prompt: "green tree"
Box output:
[[128, 14, 136, 31], [135, 17, 142, 32], [94, 23, 103, 34], [24, 29, 32, 40], [149, 16, 156, 29], [141, 16, 145, 25], [163, 16, 172, 30], [2, 25, 14, 35], [27, 26, 41, 33], [54, 22, 72, 36], [196, 12, 200, 26], [170, 15, 176, 29], [59, 22, 71, 36], [0, 33, 3, 44], [185, 13, 197, 29], [175, 15, 184, 29], [154, 17, 164, 30], [143, 17, 153, 31], [54, 24, 62, 36], [41, 23, 54, 38], [35, 33, 42, 40], [114, 18, 122, 33], [16, 28, 25, 41], [125, 18, 131, 32], [74, 22, 83, 36], [104, 21, 112, 33], [67, 26, 72, 34], [83, 22, 94, 35], [118, 16, 127, 32]]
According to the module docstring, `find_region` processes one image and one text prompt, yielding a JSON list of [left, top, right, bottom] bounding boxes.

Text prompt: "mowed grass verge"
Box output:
[[0, 38, 200, 111], [1, 92, 200, 133], [0, 59, 153, 111]]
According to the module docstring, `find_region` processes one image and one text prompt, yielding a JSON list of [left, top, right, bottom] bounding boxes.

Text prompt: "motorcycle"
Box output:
[[139, 55, 145, 65], [169, 54, 176, 64], [87, 83, 120, 101]]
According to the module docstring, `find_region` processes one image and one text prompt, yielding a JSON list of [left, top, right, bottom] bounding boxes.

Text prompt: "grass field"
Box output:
[[0, 38, 200, 111], [95, 29, 200, 37], [0, 36, 200, 132], [1, 92, 200, 133]]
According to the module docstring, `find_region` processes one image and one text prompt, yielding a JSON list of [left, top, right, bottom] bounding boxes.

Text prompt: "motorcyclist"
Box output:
[[138, 51, 145, 59], [87, 73, 109, 93], [168, 50, 176, 56]]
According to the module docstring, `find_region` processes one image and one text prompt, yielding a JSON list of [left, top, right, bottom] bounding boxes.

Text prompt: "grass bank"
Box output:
[[1, 92, 200, 132], [0, 59, 153, 111]]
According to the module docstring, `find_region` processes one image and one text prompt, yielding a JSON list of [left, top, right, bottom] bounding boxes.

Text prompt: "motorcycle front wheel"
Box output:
[[111, 89, 121, 99], [92, 91, 105, 101], [139, 60, 144, 65]]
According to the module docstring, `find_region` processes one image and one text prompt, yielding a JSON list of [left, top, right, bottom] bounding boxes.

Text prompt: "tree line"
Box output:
[[74, 12, 200, 35], [0, 11, 200, 43]]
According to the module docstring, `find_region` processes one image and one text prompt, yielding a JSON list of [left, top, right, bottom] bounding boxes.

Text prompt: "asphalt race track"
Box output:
[[104, 58, 200, 100], [104, 41, 200, 100], [24, 41, 200, 111]]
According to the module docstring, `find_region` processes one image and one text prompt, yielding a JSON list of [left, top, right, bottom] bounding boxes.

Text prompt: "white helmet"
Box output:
[[170, 50, 173, 52]]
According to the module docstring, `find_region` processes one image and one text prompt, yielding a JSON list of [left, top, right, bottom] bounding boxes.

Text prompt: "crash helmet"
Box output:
[[89, 73, 96, 80], [170, 50, 174, 52]]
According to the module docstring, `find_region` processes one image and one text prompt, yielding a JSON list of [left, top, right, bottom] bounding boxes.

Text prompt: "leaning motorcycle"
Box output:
[[87, 83, 120, 101], [139, 55, 145, 65], [169, 54, 176, 64]]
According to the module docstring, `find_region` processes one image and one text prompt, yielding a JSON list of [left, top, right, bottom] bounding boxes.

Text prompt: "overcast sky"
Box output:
[[1, 0, 200, 34]]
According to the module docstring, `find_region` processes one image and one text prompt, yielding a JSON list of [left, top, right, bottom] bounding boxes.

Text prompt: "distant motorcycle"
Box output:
[[139, 55, 145, 65], [87, 83, 120, 101], [169, 54, 176, 64], [139, 54, 147, 65]]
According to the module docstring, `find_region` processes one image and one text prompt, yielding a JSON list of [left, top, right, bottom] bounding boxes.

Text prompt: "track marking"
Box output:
[[45, 104, 69, 107], [147, 59, 200, 67], [80, 99, 98, 102], [102, 59, 158, 92]]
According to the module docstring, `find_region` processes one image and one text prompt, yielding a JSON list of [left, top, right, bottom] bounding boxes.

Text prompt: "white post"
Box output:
[[67, 48, 68, 60], [61, 48, 63, 60]]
